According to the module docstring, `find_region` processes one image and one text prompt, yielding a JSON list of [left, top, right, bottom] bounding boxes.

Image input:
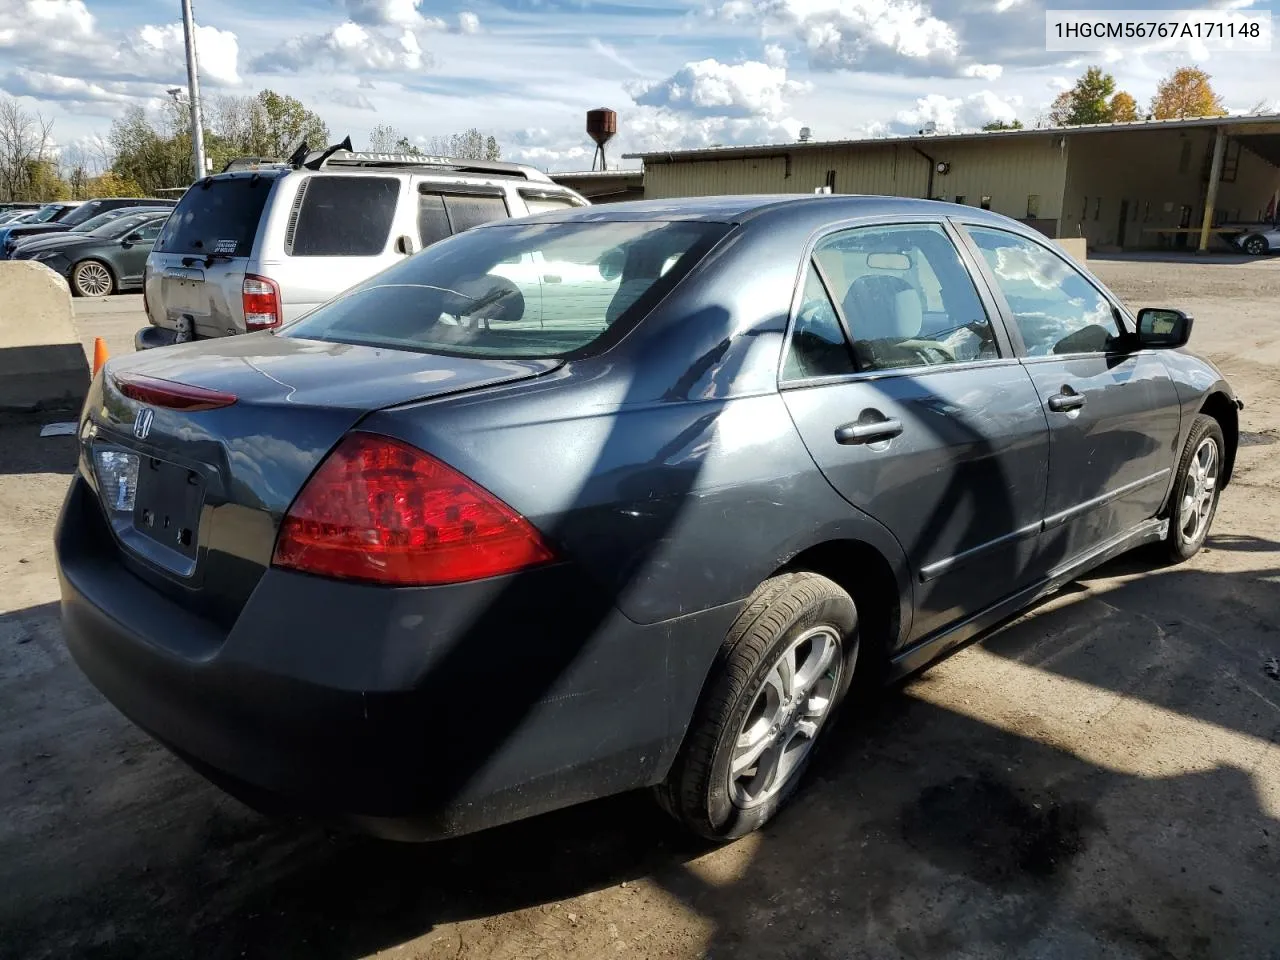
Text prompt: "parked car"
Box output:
[[1227, 220, 1278, 256], [59, 195, 1240, 844], [0, 202, 43, 222], [13, 210, 170, 296], [0, 196, 175, 257], [137, 141, 588, 349], [9, 205, 170, 254]]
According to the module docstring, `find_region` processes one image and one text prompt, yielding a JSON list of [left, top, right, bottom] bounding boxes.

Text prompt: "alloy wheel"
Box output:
[[729, 625, 842, 808], [1179, 436, 1219, 546], [74, 262, 112, 297]]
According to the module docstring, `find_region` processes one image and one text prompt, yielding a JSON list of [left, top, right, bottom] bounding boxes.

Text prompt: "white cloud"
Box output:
[[0, 0, 94, 40], [124, 24, 242, 87], [345, 0, 430, 28], [456, 11, 480, 34], [962, 63, 1003, 80], [892, 89, 1022, 133], [322, 88, 378, 111], [253, 22, 428, 73], [627, 58, 810, 121], [588, 38, 644, 76], [0, 67, 138, 105], [716, 0, 973, 77], [1048, 76, 1071, 91]]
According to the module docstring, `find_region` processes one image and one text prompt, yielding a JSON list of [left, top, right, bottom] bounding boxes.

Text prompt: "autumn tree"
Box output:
[[1046, 67, 1117, 126], [982, 119, 1024, 131], [367, 124, 421, 154], [0, 94, 58, 201], [1150, 66, 1227, 120], [368, 125, 501, 160], [1108, 90, 1140, 122]]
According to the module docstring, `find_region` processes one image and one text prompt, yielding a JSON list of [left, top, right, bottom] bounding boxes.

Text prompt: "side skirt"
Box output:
[[887, 517, 1170, 682]]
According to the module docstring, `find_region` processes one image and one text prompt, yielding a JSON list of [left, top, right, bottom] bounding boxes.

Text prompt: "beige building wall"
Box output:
[[1060, 127, 1280, 250], [642, 135, 1070, 232]]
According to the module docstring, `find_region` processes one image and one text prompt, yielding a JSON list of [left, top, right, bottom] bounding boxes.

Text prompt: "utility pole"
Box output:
[[181, 0, 207, 181]]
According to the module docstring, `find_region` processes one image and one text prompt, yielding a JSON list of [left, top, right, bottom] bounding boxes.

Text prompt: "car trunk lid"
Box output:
[[83, 334, 560, 625]]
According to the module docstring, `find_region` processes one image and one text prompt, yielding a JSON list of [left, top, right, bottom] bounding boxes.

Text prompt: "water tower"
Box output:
[[587, 107, 617, 171]]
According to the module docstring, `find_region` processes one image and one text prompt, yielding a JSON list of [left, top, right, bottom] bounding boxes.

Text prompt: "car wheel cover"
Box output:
[[1179, 436, 1219, 546], [75, 262, 111, 297], [1245, 238, 1265, 255], [729, 624, 842, 809]]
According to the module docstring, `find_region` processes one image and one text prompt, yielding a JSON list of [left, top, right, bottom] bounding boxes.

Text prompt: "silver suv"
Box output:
[[137, 144, 588, 349]]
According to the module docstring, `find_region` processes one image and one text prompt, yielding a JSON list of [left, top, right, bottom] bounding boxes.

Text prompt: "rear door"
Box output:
[[779, 220, 1050, 643], [116, 218, 166, 284], [147, 173, 278, 340], [959, 224, 1182, 569]]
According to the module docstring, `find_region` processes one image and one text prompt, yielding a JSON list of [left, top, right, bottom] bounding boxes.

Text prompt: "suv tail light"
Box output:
[[272, 433, 555, 586], [243, 274, 282, 331]]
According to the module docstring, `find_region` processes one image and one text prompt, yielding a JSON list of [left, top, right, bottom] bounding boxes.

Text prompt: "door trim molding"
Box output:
[[919, 520, 1041, 583], [1042, 468, 1170, 530]]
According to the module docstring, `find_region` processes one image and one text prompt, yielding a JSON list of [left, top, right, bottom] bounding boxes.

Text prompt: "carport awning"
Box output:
[[1238, 132, 1280, 167]]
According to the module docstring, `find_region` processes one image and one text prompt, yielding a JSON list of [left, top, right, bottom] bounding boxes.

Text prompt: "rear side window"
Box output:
[[417, 189, 510, 247], [282, 220, 729, 359], [290, 176, 399, 257], [156, 176, 274, 257]]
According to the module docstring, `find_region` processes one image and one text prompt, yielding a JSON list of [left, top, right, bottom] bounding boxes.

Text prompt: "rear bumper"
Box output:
[[56, 475, 736, 839]]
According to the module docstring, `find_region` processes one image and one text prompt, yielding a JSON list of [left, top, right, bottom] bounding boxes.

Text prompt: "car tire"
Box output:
[[70, 259, 116, 298], [1162, 413, 1226, 562], [1242, 235, 1268, 256], [656, 572, 858, 841]]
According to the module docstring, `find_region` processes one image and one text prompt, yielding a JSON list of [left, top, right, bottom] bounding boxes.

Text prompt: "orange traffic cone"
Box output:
[[92, 337, 109, 375]]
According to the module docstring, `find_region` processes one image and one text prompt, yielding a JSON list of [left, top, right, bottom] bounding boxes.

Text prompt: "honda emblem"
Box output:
[[133, 408, 154, 440]]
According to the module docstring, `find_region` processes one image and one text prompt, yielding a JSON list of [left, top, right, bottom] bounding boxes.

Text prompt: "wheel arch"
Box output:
[[1199, 390, 1239, 487]]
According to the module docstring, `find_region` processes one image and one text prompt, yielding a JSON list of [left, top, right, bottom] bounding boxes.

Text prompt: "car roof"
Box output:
[[499, 193, 1029, 232]]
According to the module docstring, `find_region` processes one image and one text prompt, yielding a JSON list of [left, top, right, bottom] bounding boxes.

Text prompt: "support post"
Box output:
[[1197, 126, 1226, 253], [181, 0, 207, 182]]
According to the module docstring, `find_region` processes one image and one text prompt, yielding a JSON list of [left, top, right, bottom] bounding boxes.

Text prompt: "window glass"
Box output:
[[418, 193, 451, 247], [291, 176, 399, 257], [813, 223, 999, 371], [443, 193, 509, 233], [521, 193, 582, 215], [157, 175, 274, 257], [967, 226, 1122, 356], [782, 268, 855, 380], [283, 220, 729, 359], [132, 219, 166, 242]]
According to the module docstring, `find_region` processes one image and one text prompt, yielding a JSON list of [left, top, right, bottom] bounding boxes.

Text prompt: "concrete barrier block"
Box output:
[[0, 261, 89, 412], [1054, 237, 1088, 264]]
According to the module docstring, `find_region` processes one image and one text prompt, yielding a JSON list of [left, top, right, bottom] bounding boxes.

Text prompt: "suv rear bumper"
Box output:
[[55, 474, 735, 840]]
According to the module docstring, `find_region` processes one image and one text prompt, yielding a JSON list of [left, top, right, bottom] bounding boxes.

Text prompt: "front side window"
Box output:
[[966, 226, 1122, 356], [291, 176, 399, 257], [283, 219, 729, 359], [812, 222, 999, 371]]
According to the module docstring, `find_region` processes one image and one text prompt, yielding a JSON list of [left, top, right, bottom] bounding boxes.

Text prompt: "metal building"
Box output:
[[626, 114, 1280, 252], [550, 169, 645, 204]]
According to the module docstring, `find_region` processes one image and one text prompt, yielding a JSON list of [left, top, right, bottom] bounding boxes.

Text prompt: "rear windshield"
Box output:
[[31, 204, 66, 223], [96, 213, 165, 238], [282, 219, 729, 359], [59, 201, 108, 227], [73, 210, 127, 233], [155, 176, 274, 257]]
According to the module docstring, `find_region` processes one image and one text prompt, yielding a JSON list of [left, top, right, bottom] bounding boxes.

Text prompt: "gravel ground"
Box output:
[[0, 257, 1277, 960]]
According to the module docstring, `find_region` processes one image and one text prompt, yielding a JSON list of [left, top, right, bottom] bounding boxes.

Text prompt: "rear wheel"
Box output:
[[1162, 414, 1225, 562], [70, 259, 115, 298], [1242, 234, 1269, 256], [657, 572, 858, 841]]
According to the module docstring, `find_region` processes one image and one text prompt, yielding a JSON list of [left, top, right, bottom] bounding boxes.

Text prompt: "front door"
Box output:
[[779, 221, 1051, 643], [962, 225, 1182, 571]]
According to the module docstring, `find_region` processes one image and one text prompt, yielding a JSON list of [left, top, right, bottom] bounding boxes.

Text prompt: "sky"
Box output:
[[0, 0, 1275, 172]]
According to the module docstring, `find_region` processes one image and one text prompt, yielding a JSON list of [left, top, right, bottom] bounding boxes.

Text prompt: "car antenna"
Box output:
[[287, 142, 311, 169], [304, 135, 353, 171]]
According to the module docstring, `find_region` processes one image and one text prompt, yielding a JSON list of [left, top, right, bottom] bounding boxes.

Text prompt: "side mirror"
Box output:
[[121, 232, 141, 246], [1135, 307, 1193, 349]]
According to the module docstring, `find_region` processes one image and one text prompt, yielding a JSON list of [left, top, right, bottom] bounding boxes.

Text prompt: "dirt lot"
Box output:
[[2, 258, 1278, 959]]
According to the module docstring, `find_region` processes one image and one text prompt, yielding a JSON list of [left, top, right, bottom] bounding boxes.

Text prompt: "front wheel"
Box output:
[[656, 572, 858, 841], [1242, 235, 1269, 256], [70, 260, 116, 298], [1163, 414, 1225, 562]]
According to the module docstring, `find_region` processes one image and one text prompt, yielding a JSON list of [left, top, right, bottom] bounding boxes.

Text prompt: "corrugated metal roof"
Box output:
[[624, 113, 1280, 163], [550, 169, 644, 179]]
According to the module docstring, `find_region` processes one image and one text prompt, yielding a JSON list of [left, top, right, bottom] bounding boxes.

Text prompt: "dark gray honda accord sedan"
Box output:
[[56, 195, 1241, 842]]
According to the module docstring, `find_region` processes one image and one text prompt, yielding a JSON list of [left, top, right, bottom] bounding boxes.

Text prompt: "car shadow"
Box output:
[[0, 419, 78, 477]]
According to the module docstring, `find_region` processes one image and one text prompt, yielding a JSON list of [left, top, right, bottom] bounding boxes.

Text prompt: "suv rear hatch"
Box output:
[[78, 332, 558, 627], [145, 173, 281, 341]]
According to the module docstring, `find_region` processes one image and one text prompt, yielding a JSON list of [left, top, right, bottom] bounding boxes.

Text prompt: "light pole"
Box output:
[[180, 0, 207, 182]]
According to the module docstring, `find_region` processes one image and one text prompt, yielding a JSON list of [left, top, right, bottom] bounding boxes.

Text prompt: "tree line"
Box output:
[[0, 88, 504, 202]]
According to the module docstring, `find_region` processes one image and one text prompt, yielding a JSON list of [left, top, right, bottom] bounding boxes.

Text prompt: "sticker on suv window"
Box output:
[[213, 239, 237, 254]]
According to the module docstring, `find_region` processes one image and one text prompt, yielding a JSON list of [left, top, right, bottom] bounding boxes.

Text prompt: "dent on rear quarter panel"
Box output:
[[360, 209, 913, 627]]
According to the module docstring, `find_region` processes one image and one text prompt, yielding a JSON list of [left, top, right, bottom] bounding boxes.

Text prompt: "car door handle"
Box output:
[[1047, 391, 1086, 412], [542, 274, 562, 284], [835, 418, 904, 445]]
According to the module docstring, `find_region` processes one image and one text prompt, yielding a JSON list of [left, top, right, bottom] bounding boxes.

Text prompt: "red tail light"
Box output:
[[243, 274, 282, 331], [113, 372, 237, 411], [272, 433, 555, 586]]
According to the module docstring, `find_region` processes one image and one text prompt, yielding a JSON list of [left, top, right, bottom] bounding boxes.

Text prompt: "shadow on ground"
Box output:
[[2, 557, 1276, 960]]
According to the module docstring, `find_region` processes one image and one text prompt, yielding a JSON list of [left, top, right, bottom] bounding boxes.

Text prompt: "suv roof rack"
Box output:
[[222, 156, 288, 173], [299, 148, 553, 183]]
